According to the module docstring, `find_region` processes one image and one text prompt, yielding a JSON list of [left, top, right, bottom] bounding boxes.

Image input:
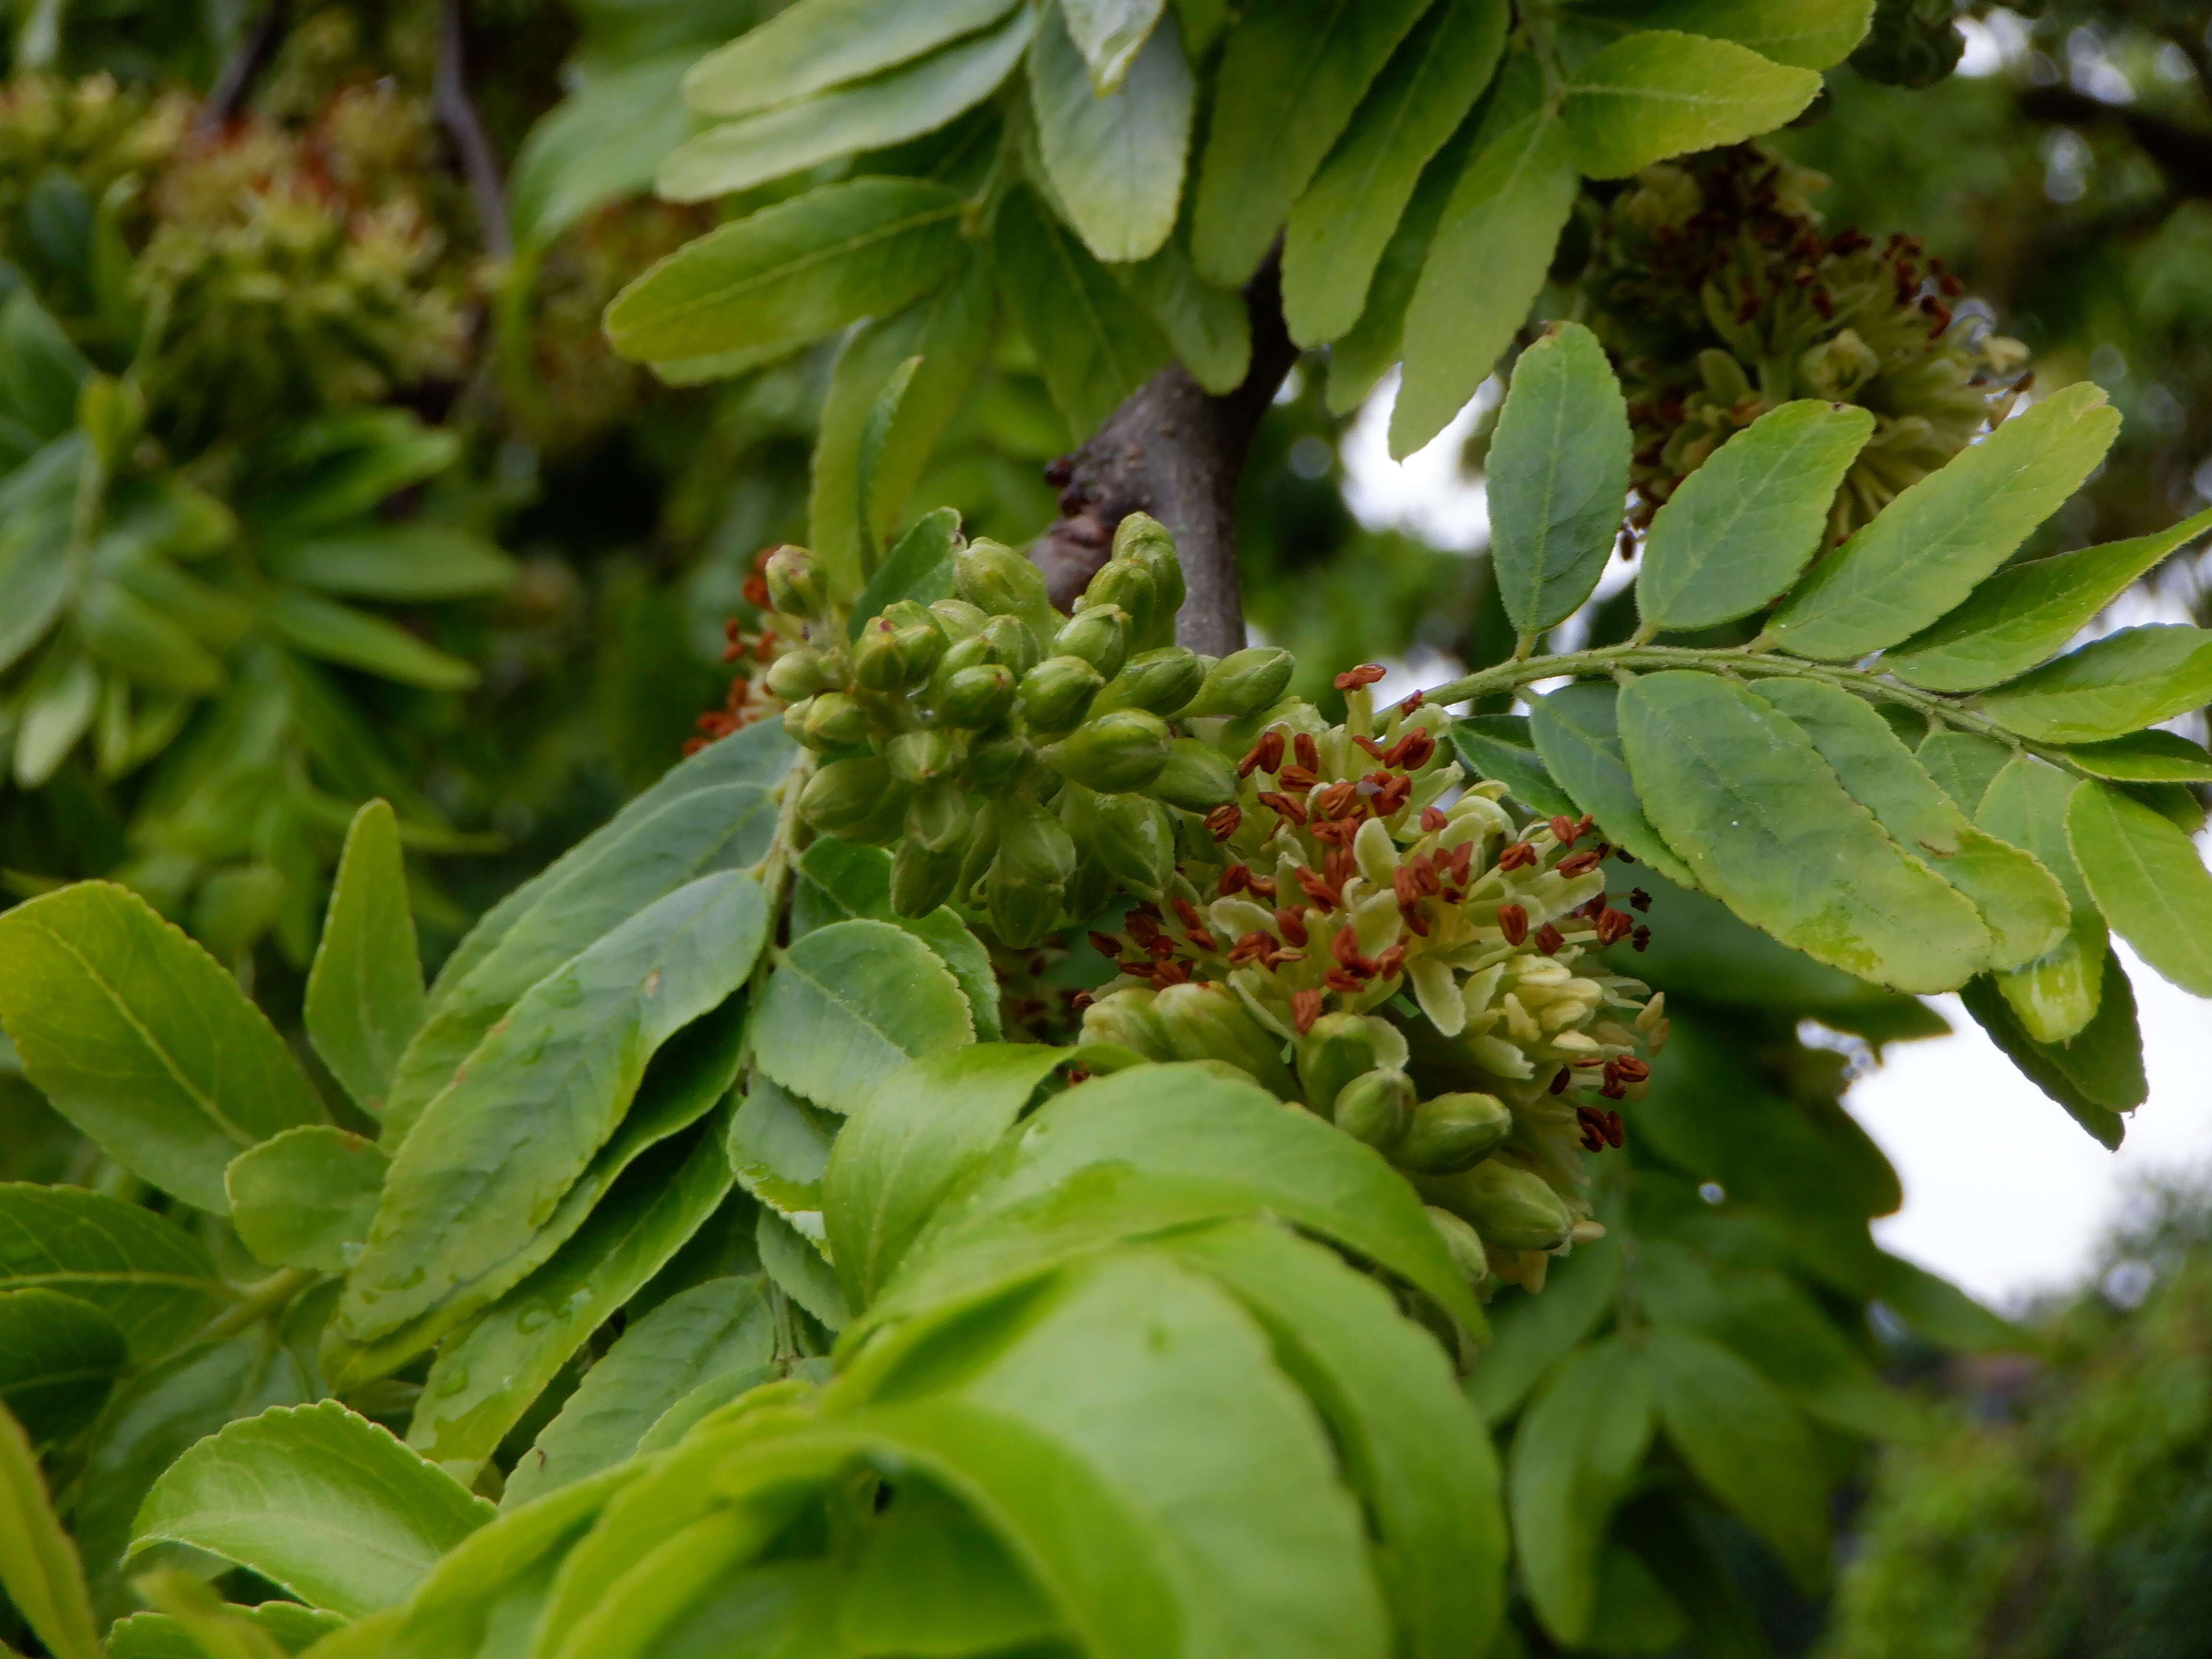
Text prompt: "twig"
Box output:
[[195, 0, 291, 132], [433, 0, 513, 259]]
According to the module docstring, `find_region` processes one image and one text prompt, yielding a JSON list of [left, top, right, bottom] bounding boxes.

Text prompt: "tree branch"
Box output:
[[433, 0, 513, 259], [2015, 84, 2212, 202], [1030, 255, 1298, 657]]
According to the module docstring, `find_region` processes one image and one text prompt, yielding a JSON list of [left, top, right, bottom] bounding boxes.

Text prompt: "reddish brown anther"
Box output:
[[1384, 729, 1435, 769], [1219, 865, 1250, 897], [1632, 926, 1651, 952], [1398, 902, 1431, 938], [1550, 1068, 1572, 1096], [1291, 988, 1324, 1034], [1575, 893, 1609, 920], [1393, 867, 1421, 907], [1070, 991, 1094, 1011], [1205, 803, 1242, 842], [1615, 847, 1636, 865], [1316, 781, 1360, 820], [1329, 929, 1379, 976], [1334, 664, 1387, 691], [1229, 930, 1274, 965], [1322, 847, 1357, 889], [1556, 849, 1603, 878], [1352, 735, 1388, 761], [1246, 874, 1277, 900], [1294, 733, 1321, 772], [1151, 961, 1192, 988], [1238, 731, 1286, 778], [1535, 923, 1564, 954], [1374, 944, 1405, 980], [1276, 906, 1310, 945], [1445, 842, 1474, 884], [1324, 968, 1367, 993], [1594, 908, 1635, 946], [1628, 888, 1652, 913], [1127, 912, 1160, 944], [1088, 931, 1122, 960], [1606, 1056, 1651, 1087], [1295, 868, 1343, 911], [1399, 690, 1426, 715], [1421, 805, 1449, 832], [1146, 936, 1176, 961], [1173, 898, 1205, 931], [1375, 775, 1412, 815], [1277, 764, 1319, 791], [1258, 791, 1309, 826], [1498, 841, 1539, 872], [1497, 903, 1529, 946]]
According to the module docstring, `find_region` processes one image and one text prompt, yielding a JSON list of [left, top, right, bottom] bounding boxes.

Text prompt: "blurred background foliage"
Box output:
[[0, 3, 2208, 1656]]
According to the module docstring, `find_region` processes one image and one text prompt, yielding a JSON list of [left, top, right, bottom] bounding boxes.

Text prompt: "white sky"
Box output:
[[1343, 371, 2212, 1311]]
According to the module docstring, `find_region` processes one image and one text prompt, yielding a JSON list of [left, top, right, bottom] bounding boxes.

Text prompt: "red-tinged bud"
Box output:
[[1497, 904, 1529, 946]]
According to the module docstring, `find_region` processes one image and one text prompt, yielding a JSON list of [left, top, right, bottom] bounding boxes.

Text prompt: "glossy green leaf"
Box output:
[[824, 1043, 1067, 1309], [1916, 731, 2013, 814], [1750, 679, 2066, 970], [0, 1183, 219, 1362], [0, 882, 324, 1213], [1508, 1336, 1653, 1647], [995, 184, 1170, 440], [406, 1123, 735, 1471], [505, 1276, 773, 1510], [1581, 0, 1874, 69], [1978, 755, 2091, 910], [752, 918, 974, 1115], [659, 9, 1031, 201], [1485, 323, 1630, 634], [1465, 1232, 1621, 1425], [1617, 672, 1991, 992], [854, 355, 922, 567], [1282, 0, 1506, 347], [851, 505, 961, 630], [788, 837, 1002, 1040], [1190, 0, 1430, 287], [2053, 729, 2212, 783], [510, 53, 700, 248], [728, 1076, 839, 1214], [1972, 624, 2212, 744], [0, 1400, 101, 1659], [1880, 506, 2212, 691], [121, 1572, 311, 1659], [809, 255, 994, 598], [1158, 1221, 1505, 1659], [0, 1288, 125, 1444], [265, 524, 517, 603], [106, 1602, 343, 1659], [1030, 4, 1191, 263], [835, 1483, 1058, 1654], [1450, 714, 1578, 818], [1114, 238, 1251, 395], [1390, 110, 1577, 457], [341, 874, 763, 1348], [306, 799, 423, 1118], [2068, 781, 2212, 996], [0, 436, 84, 676], [1959, 971, 2140, 1149], [1637, 400, 1875, 630], [1060, 0, 1167, 90], [225, 1127, 388, 1273], [1766, 384, 2120, 660], [1562, 29, 1820, 179], [1528, 682, 1698, 887], [131, 1402, 493, 1617], [1975, 754, 2107, 1041], [1647, 1326, 1830, 1587], [77, 582, 227, 695], [682, 0, 1019, 118], [757, 1205, 849, 1328], [384, 721, 786, 1134], [262, 591, 478, 692], [604, 179, 968, 365]]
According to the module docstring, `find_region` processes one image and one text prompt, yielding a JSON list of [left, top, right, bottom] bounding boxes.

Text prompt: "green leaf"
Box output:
[[1916, 730, 2013, 814], [1507, 1337, 1653, 1647], [1765, 383, 2119, 661], [1113, 238, 1251, 395], [0, 1289, 125, 1445], [76, 581, 227, 695], [504, 1276, 773, 1510], [1582, 0, 1874, 69], [728, 1076, 840, 1213], [604, 178, 968, 366], [406, 1123, 735, 1472], [1975, 754, 2108, 1041], [1971, 624, 2212, 744], [106, 1603, 343, 1659], [1484, 323, 1630, 635], [809, 255, 995, 599], [994, 184, 1170, 440], [0, 883, 325, 1214], [824, 1043, 1068, 1309], [510, 54, 701, 248], [1282, 0, 1506, 347], [757, 1205, 849, 1328], [1879, 506, 2212, 691], [0, 435, 84, 677], [2067, 781, 2212, 997], [1465, 1232, 1621, 1425], [1616, 672, 1992, 993], [225, 1127, 388, 1273], [1158, 1220, 1505, 1659], [2053, 729, 2212, 783], [682, 0, 1020, 119], [340, 873, 765, 1348], [752, 918, 974, 1115], [1959, 971, 2140, 1149], [384, 722, 787, 1136], [836, 1483, 1059, 1655], [0, 1400, 101, 1659], [1646, 1326, 1829, 1588], [851, 505, 961, 632], [1389, 110, 1577, 457], [854, 354, 922, 565], [264, 525, 517, 603], [1636, 400, 1875, 631], [659, 9, 1031, 201], [120, 1572, 313, 1659], [0, 289, 89, 439], [790, 836, 1006, 1043], [1190, 0, 1430, 287], [129, 1401, 494, 1617], [0, 1183, 219, 1362], [1527, 682, 1698, 887], [13, 650, 99, 788], [1450, 714, 1578, 818], [1561, 30, 1820, 179], [1748, 679, 2067, 971], [262, 591, 478, 693], [306, 799, 423, 1118], [1029, 5, 1191, 264]]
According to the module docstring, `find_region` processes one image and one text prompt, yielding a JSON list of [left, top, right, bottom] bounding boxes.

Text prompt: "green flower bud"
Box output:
[[1152, 983, 1299, 1098], [1079, 986, 1175, 1061], [1394, 1091, 1512, 1175], [1063, 852, 1115, 925], [1331, 1067, 1415, 1149], [884, 729, 955, 786], [764, 545, 827, 618], [890, 837, 962, 917], [956, 539, 1056, 633], [977, 614, 1042, 678], [852, 617, 914, 692], [905, 777, 974, 854], [966, 727, 1035, 794], [987, 798, 1075, 947], [1081, 559, 1158, 643], [1061, 782, 1173, 900], [764, 646, 837, 702], [1420, 1160, 1572, 1253], [1426, 1206, 1490, 1286], [799, 757, 911, 844], [1297, 1012, 1404, 1115], [936, 663, 1018, 730], [1092, 647, 1205, 717], [1147, 736, 1238, 812], [1054, 604, 1130, 681], [878, 599, 941, 633], [1179, 647, 1296, 719], [800, 692, 872, 751], [930, 598, 990, 641], [1039, 709, 1172, 793], [1112, 512, 1185, 625], [1019, 654, 1107, 735]]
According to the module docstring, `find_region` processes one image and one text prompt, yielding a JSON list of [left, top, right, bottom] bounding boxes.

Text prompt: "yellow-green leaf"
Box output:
[[2068, 781, 2212, 996], [1562, 30, 1819, 179]]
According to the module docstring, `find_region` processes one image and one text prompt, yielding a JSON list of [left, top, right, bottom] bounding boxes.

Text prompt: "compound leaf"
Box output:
[[2052, 729, 2212, 783], [753, 919, 974, 1115], [1972, 625, 2212, 744], [994, 184, 1170, 440], [1527, 682, 1698, 887], [1030, 4, 1192, 263], [1959, 971, 2139, 1149], [2068, 781, 2212, 996]]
